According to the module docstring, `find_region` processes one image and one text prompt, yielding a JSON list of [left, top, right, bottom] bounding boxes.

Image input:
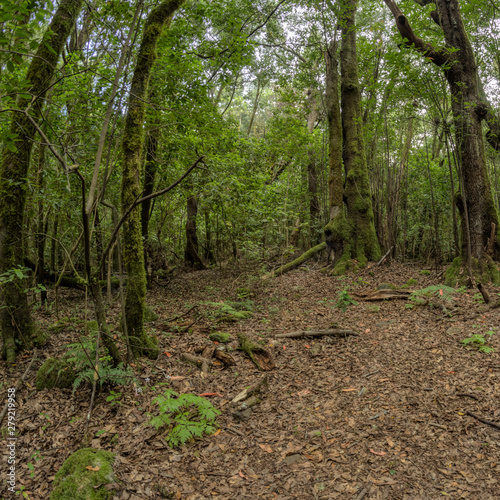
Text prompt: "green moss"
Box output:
[[445, 256, 500, 286], [420, 270, 431, 276], [209, 332, 232, 343], [36, 358, 76, 391], [407, 278, 418, 286], [144, 306, 159, 322], [50, 448, 117, 500]]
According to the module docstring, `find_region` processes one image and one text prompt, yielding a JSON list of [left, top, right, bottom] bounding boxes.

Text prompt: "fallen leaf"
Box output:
[[86, 466, 100, 471], [258, 444, 273, 453], [170, 376, 185, 381], [304, 344, 310, 349], [164, 352, 172, 357], [199, 392, 223, 397], [341, 388, 356, 392], [214, 429, 222, 436], [370, 449, 386, 456]]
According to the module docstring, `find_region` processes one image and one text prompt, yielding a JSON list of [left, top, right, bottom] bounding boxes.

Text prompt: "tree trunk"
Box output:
[[121, 0, 186, 359], [0, 0, 83, 363], [383, 0, 500, 281], [325, 0, 381, 273], [324, 39, 347, 264], [184, 193, 205, 270]]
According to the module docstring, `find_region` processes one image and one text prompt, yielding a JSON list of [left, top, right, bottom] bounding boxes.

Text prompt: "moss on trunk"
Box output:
[[121, 0, 186, 358], [0, 0, 83, 363]]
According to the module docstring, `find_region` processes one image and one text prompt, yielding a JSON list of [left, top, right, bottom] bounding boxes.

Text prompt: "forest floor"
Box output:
[[2, 261, 500, 500]]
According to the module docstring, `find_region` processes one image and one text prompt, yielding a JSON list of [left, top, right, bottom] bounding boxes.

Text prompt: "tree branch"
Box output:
[[382, 0, 448, 66], [98, 156, 205, 273]]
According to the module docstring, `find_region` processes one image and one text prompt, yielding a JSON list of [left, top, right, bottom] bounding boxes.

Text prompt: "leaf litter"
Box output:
[[1, 262, 500, 499]]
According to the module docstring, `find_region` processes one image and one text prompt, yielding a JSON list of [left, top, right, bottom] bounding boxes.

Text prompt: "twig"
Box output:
[[466, 411, 500, 430], [165, 304, 198, 323], [0, 349, 38, 426], [377, 246, 393, 266], [455, 393, 479, 401]]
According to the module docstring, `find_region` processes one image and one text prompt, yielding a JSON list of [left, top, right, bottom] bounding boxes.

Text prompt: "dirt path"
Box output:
[[1, 263, 500, 499]]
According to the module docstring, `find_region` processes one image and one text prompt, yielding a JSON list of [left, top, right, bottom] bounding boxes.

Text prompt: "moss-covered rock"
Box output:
[[50, 448, 117, 500], [209, 332, 232, 343], [36, 358, 77, 391]]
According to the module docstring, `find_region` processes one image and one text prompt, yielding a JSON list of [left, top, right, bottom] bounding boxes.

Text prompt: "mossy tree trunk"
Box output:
[[0, 0, 83, 364], [121, 0, 186, 358], [325, 0, 380, 273], [324, 39, 347, 265], [383, 0, 500, 279]]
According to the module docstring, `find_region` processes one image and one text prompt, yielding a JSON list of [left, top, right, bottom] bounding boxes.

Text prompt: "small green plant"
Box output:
[[420, 270, 431, 276], [366, 304, 381, 313], [15, 485, 29, 499], [26, 451, 43, 479], [106, 390, 123, 407], [473, 293, 485, 304], [149, 389, 220, 448], [336, 289, 357, 312], [461, 331, 495, 353]]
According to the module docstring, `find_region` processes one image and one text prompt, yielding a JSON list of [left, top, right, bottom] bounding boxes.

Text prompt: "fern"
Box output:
[[150, 389, 220, 448]]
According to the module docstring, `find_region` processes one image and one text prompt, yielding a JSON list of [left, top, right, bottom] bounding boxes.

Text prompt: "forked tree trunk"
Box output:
[[121, 0, 186, 358], [0, 0, 83, 364], [325, 0, 381, 273]]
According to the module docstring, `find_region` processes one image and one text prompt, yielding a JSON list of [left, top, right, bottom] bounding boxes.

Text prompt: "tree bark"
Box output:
[[0, 0, 84, 363], [184, 192, 205, 270], [121, 0, 186, 358], [383, 0, 500, 273], [325, 0, 381, 273]]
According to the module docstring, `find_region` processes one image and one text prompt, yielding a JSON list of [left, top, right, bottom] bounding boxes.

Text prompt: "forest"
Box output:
[[0, 0, 500, 498]]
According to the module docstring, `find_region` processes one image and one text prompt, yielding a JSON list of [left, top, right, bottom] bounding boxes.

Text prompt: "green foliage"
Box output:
[[336, 289, 358, 312], [62, 332, 137, 394], [105, 390, 123, 407], [149, 389, 220, 448], [461, 331, 495, 353], [409, 285, 461, 304]]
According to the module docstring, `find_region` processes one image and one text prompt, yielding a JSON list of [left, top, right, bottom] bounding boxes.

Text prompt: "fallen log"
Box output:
[[261, 242, 327, 280], [237, 332, 276, 371], [274, 329, 358, 339], [214, 349, 236, 367], [232, 375, 268, 404], [180, 353, 211, 375]]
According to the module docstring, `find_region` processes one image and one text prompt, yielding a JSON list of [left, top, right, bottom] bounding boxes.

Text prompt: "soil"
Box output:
[[1, 262, 500, 500]]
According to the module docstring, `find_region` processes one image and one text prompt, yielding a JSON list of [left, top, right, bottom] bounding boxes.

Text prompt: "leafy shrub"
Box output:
[[149, 389, 220, 447]]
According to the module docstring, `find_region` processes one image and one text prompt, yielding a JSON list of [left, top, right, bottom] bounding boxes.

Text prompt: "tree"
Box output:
[[324, 0, 381, 273], [382, 0, 500, 282], [0, 0, 84, 364], [121, 0, 187, 358]]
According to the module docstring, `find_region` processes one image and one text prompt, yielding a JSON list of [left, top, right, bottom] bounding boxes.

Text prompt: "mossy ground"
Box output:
[[50, 448, 117, 500]]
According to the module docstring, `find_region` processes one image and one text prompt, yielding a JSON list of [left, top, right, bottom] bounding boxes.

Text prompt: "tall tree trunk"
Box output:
[[36, 142, 47, 305], [121, 0, 185, 358], [383, 0, 500, 282], [325, 0, 381, 273], [184, 193, 205, 270], [324, 40, 346, 264], [0, 0, 83, 364]]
